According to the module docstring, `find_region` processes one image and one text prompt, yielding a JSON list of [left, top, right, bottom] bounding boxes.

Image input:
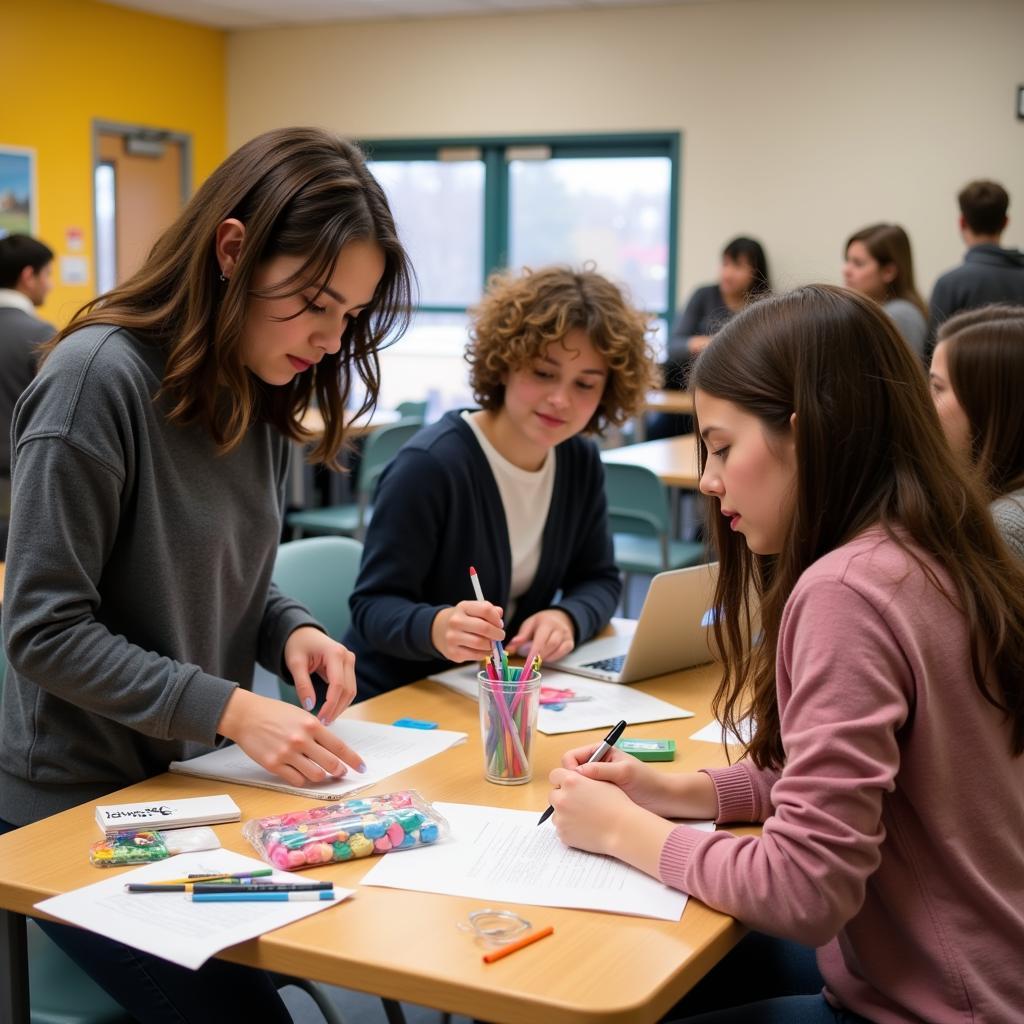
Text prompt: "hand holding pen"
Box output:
[[538, 719, 627, 825], [430, 567, 505, 664]]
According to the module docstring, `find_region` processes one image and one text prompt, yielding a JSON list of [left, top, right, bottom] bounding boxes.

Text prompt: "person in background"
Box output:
[[929, 180, 1024, 349], [0, 233, 55, 557], [929, 303, 1024, 557], [1, 127, 413, 1023], [651, 237, 770, 439], [843, 222, 928, 357], [345, 265, 659, 699], [547, 285, 1024, 1023]]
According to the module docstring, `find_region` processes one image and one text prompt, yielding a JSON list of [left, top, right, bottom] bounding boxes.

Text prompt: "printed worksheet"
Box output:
[[361, 802, 714, 920], [689, 718, 755, 745], [429, 665, 693, 735], [35, 850, 351, 969]]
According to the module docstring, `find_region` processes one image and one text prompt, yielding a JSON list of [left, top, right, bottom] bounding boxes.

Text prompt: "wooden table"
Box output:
[[0, 561, 4, 596], [0, 663, 745, 1024], [635, 390, 694, 442]]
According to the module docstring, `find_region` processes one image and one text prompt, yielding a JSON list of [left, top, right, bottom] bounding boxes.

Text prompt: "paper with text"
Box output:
[[689, 718, 754, 746], [169, 719, 466, 799], [361, 802, 713, 920], [35, 849, 351, 970], [429, 665, 693, 734]]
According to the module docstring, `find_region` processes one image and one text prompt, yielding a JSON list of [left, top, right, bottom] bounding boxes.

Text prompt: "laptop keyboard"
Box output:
[[582, 654, 626, 673]]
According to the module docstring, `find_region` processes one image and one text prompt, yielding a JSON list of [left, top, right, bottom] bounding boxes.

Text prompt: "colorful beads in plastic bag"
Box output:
[[241, 790, 448, 870], [90, 830, 169, 867]]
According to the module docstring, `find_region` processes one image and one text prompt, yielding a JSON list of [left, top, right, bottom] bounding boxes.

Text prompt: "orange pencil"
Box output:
[[482, 926, 554, 964]]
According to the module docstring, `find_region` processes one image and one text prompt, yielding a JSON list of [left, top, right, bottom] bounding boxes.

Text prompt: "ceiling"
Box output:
[[103, 0, 717, 30]]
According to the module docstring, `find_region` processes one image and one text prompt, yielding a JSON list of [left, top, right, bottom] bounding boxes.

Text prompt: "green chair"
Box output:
[[394, 400, 428, 424], [286, 419, 422, 541], [603, 462, 707, 615], [270, 536, 364, 708]]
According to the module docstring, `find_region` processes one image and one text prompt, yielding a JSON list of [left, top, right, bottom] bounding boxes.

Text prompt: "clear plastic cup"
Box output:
[[477, 671, 542, 785]]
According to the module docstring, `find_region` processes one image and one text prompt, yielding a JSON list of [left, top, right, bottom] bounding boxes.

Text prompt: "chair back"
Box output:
[[603, 462, 671, 539], [356, 420, 422, 500], [271, 536, 364, 707], [394, 400, 428, 424]]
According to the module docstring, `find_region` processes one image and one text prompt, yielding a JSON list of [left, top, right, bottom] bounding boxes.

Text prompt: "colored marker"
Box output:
[[127, 882, 333, 893], [189, 891, 336, 902]]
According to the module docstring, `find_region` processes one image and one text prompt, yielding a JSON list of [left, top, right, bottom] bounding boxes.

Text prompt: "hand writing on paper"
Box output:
[[284, 626, 357, 724], [506, 609, 575, 663], [431, 600, 505, 663], [217, 688, 366, 788], [560, 745, 719, 820]]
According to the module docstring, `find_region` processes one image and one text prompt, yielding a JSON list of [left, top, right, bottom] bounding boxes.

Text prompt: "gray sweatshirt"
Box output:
[[0, 325, 318, 824]]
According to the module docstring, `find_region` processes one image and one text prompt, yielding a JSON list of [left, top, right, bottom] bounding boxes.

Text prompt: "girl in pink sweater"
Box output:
[[547, 285, 1024, 1023]]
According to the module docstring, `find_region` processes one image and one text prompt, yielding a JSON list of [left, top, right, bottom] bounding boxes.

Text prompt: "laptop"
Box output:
[[551, 562, 719, 684]]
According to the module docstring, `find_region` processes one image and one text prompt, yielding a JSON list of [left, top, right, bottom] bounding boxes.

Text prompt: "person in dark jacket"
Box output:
[[651, 237, 770, 439], [928, 180, 1024, 352], [345, 265, 659, 698]]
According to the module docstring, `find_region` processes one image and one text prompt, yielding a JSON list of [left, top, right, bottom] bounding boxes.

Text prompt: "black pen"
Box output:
[[538, 719, 628, 826], [125, 881, 334, 893]]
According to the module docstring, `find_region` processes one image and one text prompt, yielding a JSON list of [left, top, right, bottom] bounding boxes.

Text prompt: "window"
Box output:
[[364, 135, 679, 413]]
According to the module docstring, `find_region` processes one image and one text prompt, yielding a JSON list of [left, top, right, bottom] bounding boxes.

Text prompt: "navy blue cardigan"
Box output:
[[345, 410, 621, 698]]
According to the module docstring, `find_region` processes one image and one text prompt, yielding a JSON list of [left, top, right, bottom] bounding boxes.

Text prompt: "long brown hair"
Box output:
[[692, 285, 1024, 768], [44, 127, 413, 467], [936, 305, 1024, 499], [845, 223, 927, 319]]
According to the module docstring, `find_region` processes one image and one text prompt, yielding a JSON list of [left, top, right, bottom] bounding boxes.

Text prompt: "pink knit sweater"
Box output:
[[659, 531, 1024, 1023]]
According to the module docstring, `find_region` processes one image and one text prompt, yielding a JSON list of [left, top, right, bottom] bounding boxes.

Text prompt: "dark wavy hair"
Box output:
[[692, 285, 1024, 769], [467, 265, 659, 434], [43, 127, 413, 468]]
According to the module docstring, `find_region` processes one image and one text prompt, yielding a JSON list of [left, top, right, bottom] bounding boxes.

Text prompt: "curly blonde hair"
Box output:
[[466, 265, 659, 434]]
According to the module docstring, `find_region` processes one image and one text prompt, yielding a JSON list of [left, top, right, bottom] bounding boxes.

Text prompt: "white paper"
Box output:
[[689, 718, 754, 746], [361, 803, 713, 921], [170, 719, 466, 799], [95, 794, 240, 835], [429, 664, 693, 734], [35, 849, 350, 970]]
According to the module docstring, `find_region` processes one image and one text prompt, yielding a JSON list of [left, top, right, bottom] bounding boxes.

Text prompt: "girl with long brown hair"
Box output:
[[0, 126, 412, 1022], [929, 303, 1024, 557], [547, 286, 1024, 1022]]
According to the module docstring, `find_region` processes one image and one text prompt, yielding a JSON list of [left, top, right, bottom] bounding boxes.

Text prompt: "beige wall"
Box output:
[[227, 0, 1024, 305]]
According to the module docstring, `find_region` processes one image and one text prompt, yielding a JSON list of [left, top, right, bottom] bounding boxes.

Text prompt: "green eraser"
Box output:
[[616, 738, 676, 762]]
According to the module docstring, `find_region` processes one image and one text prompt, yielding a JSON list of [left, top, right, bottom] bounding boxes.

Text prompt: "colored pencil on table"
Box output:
[[482, 926, 554, 963]]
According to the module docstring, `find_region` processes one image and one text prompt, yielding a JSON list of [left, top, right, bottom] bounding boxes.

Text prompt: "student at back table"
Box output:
[[0, 127, 412, 1024], [547, 285, 1024, 1022], [345, 265, 659, 699]]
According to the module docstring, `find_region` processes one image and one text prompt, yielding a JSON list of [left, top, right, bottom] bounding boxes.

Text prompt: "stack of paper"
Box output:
[[429, 664, 694, 735], [95, 795, 241, 836], [169, 718, 467, 799], [36, 850, 350, 969]]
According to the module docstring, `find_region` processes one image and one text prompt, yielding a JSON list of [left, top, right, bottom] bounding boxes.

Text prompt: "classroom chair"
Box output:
[[270, 535, 364, 708], [394, 399, 428, 424], [285, 419, 422, 541], [603, 462, 706, 615]]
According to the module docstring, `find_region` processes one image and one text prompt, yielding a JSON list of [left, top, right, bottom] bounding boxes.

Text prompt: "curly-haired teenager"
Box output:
[[547, 286, 1024, 1023], [0, 127, 412, 1023], [345, 265, 659, 698], [929, 303, 1024, 557]]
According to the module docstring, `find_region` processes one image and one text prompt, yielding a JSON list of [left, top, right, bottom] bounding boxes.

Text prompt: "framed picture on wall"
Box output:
[[0, 146, 37, 239]]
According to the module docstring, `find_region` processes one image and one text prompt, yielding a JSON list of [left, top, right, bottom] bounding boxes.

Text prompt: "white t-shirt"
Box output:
[[462, 411, 556, 620]]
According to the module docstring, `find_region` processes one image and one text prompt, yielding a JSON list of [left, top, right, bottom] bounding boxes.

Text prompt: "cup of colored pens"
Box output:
[[478, 660, 541, 786]]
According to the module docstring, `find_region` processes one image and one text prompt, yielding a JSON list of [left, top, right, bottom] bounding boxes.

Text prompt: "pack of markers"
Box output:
[[242, 790, 449, 870]]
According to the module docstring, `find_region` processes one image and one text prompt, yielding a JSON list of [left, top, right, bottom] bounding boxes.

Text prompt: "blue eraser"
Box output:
[[392, 718, 438, 730]]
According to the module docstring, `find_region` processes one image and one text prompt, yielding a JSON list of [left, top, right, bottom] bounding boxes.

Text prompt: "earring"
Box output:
[[219, 272, 228, 283]]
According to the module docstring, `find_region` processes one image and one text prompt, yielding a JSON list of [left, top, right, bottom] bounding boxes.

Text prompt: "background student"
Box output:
[[0, 127, 412, 1023], [0, 233, 55, 557], [929, 180, 1024, 346], [929, 303, 1024, 557], [842, 222, 928, 356], [547, 286, 1024, 1023], [651, 236, 770, 439], [345, 265, 659, 699]]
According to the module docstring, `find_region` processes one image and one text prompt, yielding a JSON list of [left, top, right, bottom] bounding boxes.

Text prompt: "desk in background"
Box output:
[[0, 660, 746, 1024], [635, 390, 695, 442]]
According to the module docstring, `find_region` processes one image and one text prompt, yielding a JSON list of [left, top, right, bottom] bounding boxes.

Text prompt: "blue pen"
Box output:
[[189, 891, 336, 902]]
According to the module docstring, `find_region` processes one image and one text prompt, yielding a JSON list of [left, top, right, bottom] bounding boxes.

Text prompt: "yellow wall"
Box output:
[[227, 0, 1024, 304], [1, 0, 226, 326]]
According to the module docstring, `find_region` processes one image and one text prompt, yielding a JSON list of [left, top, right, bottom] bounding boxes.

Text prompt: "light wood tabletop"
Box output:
[[0, 662, 746, 1024], [300, 406, 402, 439], [0, 561, 4, 596], [601, 434, 701, 491], [634, 391, 694, 442]]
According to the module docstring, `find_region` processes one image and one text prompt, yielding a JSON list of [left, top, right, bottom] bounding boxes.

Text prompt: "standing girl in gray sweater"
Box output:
[[0, 127, 412, 1023]]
